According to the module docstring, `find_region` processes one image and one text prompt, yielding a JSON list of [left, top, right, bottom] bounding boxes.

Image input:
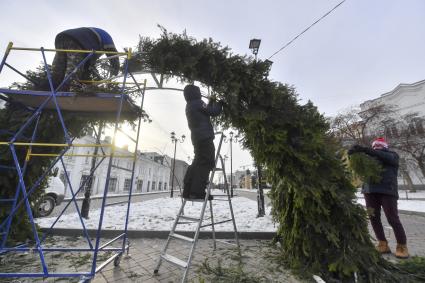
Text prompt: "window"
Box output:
[[108, 178, 117, 192], [147, 181, 150, 192], [151, 181, 156, 191], [79, 174, 94, 195], [124, 178, 132, 191], [158, 182, 162, 191], [416, 119, 424, 134], [390, 125, 398, 138], [385, 127, 392, 139], [164, 182, 167, 191], [66, 148, 74, 162], [409, 122, 417, 135], [85, 151, 90, 164], [136, 180, 143, 192]]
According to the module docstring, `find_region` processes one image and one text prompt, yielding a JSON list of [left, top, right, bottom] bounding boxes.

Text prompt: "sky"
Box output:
[[1, 0, 425, 171]]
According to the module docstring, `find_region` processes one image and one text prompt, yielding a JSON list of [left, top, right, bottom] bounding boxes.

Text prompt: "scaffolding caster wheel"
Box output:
[[114, 254, 122, 267]]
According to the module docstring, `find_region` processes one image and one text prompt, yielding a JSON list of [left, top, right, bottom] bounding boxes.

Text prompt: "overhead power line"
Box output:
[[267, 0, 347, 60]]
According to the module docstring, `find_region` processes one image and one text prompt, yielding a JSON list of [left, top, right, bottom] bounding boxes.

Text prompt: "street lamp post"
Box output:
[[81, 122, 104, 219], [249, 38, 261, 61], [170, 131, 185, 198], [223, 155, 228, 192], [256, 164, 265, 217], [229, 131, 235, 197]]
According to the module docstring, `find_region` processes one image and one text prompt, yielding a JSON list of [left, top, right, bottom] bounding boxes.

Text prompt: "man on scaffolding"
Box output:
[[182, 84, 223, 200], [50, 27, 120, 91]]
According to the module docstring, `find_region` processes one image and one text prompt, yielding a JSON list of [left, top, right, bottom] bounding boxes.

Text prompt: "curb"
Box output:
[[41, 228, 276, 240], [398, 209, 425, 217], [64, 191, 175, 202], [358, 204, 425, 217]]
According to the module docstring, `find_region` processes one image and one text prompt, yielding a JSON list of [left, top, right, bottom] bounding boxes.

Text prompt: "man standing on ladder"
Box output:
[[182, 84, 223, 200], [50, 27, 120, 91]]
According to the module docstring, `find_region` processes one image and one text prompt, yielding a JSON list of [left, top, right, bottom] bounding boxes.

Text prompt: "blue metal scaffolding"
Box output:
[[0, 42, 146, 282]]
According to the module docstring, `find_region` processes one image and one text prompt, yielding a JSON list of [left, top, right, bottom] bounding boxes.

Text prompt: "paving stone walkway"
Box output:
[[1, 212, 424, 282]]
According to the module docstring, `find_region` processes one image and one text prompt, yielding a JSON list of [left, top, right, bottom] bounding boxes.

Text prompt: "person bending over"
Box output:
[[51, 27, 119, 91]]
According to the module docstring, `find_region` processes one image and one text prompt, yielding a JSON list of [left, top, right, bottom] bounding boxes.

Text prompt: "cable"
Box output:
[[267, 0, 347, 60]]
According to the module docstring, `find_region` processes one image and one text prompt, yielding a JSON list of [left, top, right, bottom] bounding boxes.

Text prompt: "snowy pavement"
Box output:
[[37, 190, 424, 231], [37, 192, 276, 232]]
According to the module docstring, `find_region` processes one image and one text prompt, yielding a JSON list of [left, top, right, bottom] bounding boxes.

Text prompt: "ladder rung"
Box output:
[[185, 199, 205, 203], [161, 254, 188, 269], [179, 215, 200, 222], [201, 219, 233, 228], [170, 233, 194, 243]]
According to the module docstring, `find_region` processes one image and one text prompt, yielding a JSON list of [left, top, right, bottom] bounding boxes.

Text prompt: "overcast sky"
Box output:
[[1, 0, 424, 171]]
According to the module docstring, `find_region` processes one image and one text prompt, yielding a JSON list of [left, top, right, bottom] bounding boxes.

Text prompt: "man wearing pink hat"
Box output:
[[348, 137, 409, 258]]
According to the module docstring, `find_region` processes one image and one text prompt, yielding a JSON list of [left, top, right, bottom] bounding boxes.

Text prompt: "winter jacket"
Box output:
[[55, 27, 119, 75], [184, 85, 222, 144], [361, 148, 399, 198]]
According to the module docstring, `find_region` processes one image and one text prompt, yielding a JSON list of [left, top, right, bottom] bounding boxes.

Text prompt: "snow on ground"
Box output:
[[356, 190, 425, 199], [37, 194, 276, 232], [356, 198, 425, 213], [36, 190, 424, 232]]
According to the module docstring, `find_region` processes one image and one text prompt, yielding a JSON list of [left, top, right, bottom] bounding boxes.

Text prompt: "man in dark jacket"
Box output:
[[182, 85, 223, 200], [348, 137, 408, 258], [51, 27, 120, 91]]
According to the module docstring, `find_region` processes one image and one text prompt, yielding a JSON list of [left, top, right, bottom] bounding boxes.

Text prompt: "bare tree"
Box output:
[[385, 112, 425, 180], [330, 104, 425, 187], [329, 104, 394, 146]]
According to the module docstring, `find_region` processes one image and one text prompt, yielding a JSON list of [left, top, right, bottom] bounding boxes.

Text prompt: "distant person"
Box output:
[[51, 27, 120, 91], [182, 85, 223, 200], [348, 137, 409, 258]]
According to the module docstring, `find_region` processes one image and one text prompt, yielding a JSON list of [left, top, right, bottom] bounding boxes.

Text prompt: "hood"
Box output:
[[183, 85, 201, 101]]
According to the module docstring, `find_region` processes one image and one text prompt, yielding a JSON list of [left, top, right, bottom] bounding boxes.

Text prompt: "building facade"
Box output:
[[57, 135, 173, 197]]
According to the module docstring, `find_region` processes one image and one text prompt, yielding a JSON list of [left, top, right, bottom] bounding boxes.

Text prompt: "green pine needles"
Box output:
[[349, 152, 383, 184], [128, 27, 419, 281]]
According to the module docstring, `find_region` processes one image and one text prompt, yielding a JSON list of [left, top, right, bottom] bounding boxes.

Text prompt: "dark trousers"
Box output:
[[364, 193, 407, 244], [183, 138, 215, 197], [51, 38, 92, 91]]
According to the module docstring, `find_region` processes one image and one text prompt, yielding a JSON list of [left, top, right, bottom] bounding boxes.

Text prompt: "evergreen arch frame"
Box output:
[[127, 28, 421, 281]]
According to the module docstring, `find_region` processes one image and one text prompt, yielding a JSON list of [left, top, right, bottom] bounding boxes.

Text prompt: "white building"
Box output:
[[57, 134, 171, 197], [360, 79, 425, 189]]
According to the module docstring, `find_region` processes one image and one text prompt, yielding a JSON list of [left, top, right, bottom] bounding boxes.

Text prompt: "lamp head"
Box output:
[[249, 38, 261, 55]]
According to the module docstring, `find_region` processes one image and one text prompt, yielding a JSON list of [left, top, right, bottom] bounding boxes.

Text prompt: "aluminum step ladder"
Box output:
[[153, 132, 240, 282]]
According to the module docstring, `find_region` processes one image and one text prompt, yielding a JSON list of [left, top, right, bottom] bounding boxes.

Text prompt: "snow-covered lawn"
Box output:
[[37, 195, 276, 232], [36, 192, 424, 232]]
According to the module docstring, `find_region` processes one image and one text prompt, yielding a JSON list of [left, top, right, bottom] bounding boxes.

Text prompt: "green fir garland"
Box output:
[[349, 152, 383, 184], [127, 28, 422, 281]]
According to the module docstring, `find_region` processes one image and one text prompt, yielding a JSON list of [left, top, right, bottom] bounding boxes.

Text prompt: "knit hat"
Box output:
[[372, 137, 388, 149]]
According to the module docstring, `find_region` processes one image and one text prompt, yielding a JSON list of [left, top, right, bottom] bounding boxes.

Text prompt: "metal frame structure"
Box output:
[[0, 42, 146, 282]]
